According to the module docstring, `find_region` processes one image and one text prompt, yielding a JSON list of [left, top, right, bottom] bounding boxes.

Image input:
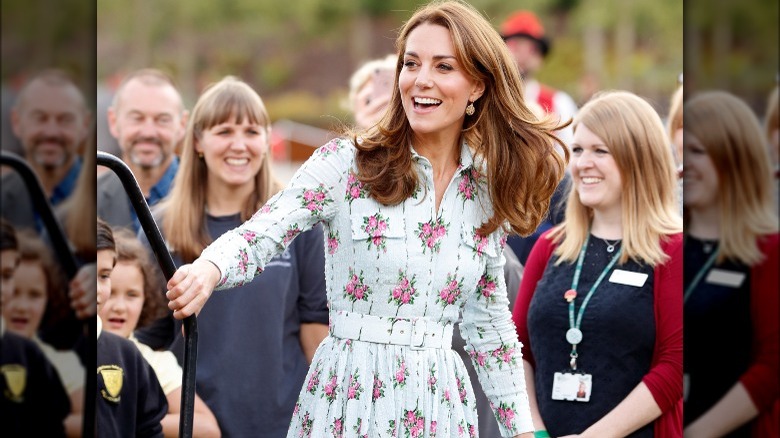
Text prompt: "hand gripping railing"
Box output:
[[96, 151, 198, 438]]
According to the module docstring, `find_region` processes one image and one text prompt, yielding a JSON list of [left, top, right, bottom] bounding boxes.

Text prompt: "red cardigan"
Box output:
[[512, 231, 683, 438], [746, 233, 779, 437]]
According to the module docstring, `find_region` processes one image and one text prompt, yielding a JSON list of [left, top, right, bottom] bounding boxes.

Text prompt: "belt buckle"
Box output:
[[409, 318, 427, 350]]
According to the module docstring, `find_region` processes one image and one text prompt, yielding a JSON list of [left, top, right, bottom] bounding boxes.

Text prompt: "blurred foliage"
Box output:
[[6, 0, 775, 128]]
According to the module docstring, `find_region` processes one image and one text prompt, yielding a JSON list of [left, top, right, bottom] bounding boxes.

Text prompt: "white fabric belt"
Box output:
[[330, 311, 453, 350]]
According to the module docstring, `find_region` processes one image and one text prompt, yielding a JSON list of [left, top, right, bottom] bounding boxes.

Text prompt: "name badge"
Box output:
[[551, 372, 592, 402], [608, 269, 648, 287], [705, 269, 746, 288]]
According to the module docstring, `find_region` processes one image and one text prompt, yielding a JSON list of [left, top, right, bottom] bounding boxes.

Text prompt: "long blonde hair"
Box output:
[[160, 76, 282, 263], [353, 0, 568, 237], [684, 91, 778, 265], [551, 91, 682, 266]]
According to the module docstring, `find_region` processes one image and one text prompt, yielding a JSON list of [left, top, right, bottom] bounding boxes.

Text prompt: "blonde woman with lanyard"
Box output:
[[682, 91, 779, 437], [513, 91, 683, 438]]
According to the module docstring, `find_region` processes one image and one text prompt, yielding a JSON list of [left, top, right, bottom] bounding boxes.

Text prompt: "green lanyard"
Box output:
[[566, 234, 622, 370], [683, 246, 719, 303]]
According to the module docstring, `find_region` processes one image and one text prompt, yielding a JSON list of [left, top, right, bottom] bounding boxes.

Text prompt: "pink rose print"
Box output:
[[299, 412, 313, 438], [436, 273, 464, 308], [430, 421, 437, 435], [292, 402, 300, 416], [427, 364, 437, 393], [457, 167, 482, 204], [499, 233, 508, 249], [283, 224, 302, 246], [237, 248, 249, 276], [250, 201, 276, 221], [298, 184, 332, 217], [327, 230, 340, 255], [491, 344, 517, 369], [476, 273, 498, 304], [372, 375, 385, 402], [362, 213, 390, 252], [347, 370, 363, 400], [402, 408, 425, 438], [468, 424, 477, 437], [330, 415, 345, 438], [315, 139, 340, 158], [344, 268, 371, 303], [441, 388, 452, 406], [496, 402, 517, 429], [393, 356, 409, 388], [389, 271, 418, 307], [240, 230, 258, 244], [456, 375, 468, 405], [306, 366, 321, 394], [345, 172, 367, 202], [470, 229, 489, 258], [468, 349, 490, 370], [322, 369, 339, 404], [416, 218, 448, 253]]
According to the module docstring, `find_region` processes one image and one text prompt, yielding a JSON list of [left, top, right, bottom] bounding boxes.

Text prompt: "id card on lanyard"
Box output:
[[552, 234, 622, 403]]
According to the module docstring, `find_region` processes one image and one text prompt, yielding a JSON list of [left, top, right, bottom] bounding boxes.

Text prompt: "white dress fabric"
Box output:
[[201, 138, 532, 437]]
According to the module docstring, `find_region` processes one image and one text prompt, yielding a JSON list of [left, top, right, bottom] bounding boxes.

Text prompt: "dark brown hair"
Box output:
[[112, 229, 167, 328]]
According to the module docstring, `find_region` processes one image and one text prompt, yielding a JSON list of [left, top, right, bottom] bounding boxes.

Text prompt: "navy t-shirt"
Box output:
[[527, 237, 655, 437], [162, 213, 328, 437]]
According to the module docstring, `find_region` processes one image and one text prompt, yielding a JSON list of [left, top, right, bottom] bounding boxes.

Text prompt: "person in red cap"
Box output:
[[501, 10, 578, 147]]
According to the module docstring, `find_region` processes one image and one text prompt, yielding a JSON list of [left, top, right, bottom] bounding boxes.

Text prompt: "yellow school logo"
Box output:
[[1, 364, 26, 402], [98, 365, 123, 403]]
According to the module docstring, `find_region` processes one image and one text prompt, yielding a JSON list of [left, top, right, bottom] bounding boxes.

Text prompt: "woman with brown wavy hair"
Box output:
[[165, 1, 566, 436]]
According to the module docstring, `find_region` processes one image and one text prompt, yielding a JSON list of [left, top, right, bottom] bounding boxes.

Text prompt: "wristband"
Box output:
[[534, 431, 551, 438]]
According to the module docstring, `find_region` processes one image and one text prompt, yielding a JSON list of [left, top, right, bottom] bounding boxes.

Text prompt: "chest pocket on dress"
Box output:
[[349, 199, 405, 255], [460, 226, 497, 260]]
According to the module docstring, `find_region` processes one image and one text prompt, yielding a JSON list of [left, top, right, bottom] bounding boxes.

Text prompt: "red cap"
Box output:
[[500, 11, 550, 56]]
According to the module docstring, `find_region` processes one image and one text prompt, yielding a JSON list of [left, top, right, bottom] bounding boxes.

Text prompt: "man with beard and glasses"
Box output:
[[97, 69, 188, 232], [1, 69, 91, 234]]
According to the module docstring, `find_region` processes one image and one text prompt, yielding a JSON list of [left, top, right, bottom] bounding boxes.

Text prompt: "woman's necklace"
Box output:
[[601, 238, 621, 253]]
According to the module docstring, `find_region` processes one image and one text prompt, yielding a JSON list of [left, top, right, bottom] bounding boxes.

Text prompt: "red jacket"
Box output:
[[513, 231, 683, 437]]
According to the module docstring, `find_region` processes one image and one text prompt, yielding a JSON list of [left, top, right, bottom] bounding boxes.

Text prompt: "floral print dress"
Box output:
[[201, 138, 533, 437]]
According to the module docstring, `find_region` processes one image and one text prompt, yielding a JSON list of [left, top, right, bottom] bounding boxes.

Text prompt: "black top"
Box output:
[[528, 237, 655, 437], [683, 236, 752, 436], [97, 330, 167, 438], [0, 331, 70, 437]]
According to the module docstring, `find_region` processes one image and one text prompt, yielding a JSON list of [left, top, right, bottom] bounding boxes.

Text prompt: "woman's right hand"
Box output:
[[166, 258, 222, 319]]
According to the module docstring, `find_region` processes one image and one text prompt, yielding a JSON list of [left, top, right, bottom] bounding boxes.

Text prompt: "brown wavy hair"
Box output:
[[16, 229, 69, 332], [159, 76, 283, 263], [112, 229, 167, 328], [352, 0, 568, 237]]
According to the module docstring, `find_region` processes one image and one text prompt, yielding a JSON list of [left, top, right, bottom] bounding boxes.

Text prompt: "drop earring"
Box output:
[[465, 101, 475, 116]]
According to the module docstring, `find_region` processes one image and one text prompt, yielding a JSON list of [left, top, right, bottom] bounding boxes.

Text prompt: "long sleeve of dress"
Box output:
[[460, 231, 535, 436], [200, 140, 349, 289], [512, 230, 557, 368]]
